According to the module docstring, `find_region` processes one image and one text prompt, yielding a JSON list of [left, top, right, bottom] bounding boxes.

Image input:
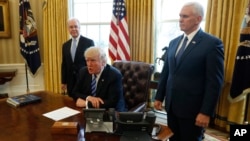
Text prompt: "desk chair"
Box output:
[[113, 61, 154, 112]]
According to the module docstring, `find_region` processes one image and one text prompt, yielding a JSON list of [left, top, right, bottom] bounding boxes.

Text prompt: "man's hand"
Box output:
[[76, 98, 86, 107], [61, 84, 67, 94], [86, 96, 104, 108], [154, 100, 163, 110], [195, 113, 210, 128]]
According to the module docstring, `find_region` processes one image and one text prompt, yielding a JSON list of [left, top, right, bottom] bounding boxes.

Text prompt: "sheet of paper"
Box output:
[[43, 106, 80, 121]]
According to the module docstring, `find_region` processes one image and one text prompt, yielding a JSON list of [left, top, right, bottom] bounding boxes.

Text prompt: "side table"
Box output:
[[0, 69, 17, 98]]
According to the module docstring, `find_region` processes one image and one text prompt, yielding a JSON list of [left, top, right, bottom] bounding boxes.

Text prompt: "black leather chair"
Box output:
[[112, 61, 154, 112]]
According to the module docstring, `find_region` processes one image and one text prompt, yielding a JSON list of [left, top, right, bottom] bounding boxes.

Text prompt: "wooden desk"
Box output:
[[85, 125, 173, 141], [0, 91, 84, 141], [0, 91, 172, 141]]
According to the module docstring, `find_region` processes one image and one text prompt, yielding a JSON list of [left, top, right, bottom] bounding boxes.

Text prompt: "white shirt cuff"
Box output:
[[86, 96, 90, 109]]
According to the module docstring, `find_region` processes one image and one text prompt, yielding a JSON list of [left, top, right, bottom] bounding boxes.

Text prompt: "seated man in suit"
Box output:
[[72, 46, 126, 112]]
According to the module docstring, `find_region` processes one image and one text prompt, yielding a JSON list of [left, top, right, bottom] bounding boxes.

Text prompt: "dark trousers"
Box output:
[[168, 108, 204, 141], [67, 73, 77, 100]]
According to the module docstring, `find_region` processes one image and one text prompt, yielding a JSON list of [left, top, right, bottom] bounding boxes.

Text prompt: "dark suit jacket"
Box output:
[[72, 64, 126, 112], [155, 29, 224, 118], [61, 36, 94, 99]]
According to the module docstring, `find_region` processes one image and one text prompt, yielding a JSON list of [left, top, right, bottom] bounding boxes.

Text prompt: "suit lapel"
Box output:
[[87, 74, 92, 94], [95, 65, 109, 96], [74, 36, 82, 61], [73, 36, 83, 63], [175, 30, 203, 66], [66, 40, 74, 63], [68, 39, 76, 63], [171, 36, 183, 67]]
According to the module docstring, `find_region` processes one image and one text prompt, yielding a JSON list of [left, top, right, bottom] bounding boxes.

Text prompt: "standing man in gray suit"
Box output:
[[154, 2, 224, 141], [61, 18, 94, 100]]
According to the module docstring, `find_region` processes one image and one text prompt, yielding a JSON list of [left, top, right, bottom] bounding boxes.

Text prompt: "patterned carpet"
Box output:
[[164, 127, 229, 141], [204, 128, 229, 141]]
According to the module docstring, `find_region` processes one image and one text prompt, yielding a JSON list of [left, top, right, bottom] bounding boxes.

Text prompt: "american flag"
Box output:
[[19, 0, 41, 75], [108, 0, 130, 61]]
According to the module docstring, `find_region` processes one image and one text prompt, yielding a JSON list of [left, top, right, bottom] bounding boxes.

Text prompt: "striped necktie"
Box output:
[[91, 75, 97, 96], [71, 39, 77, 61], [176, 36, 188, 64]]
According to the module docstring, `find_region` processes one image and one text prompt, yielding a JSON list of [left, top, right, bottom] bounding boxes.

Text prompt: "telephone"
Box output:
[[114, 111, 161, 135]]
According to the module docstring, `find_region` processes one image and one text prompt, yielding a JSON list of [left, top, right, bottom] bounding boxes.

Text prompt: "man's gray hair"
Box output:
[[67, 17, 80, 26], [184, 2, 204, 19], [84, 46, 107, 63]]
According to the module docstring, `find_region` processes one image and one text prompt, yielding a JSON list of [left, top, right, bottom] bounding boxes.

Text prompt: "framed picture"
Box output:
[[0, 0, 10, 38]]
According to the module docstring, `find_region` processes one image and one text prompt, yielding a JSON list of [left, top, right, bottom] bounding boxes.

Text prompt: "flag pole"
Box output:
[[19, 0, 41, 90], [244, 94, 249, 124], [25, 64, 30, 93]]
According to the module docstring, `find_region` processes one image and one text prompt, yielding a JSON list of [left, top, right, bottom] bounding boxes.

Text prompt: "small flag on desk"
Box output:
[[108, 0, 130, 61], [19, 0, 41, 75], [229, 46, 250, 102]]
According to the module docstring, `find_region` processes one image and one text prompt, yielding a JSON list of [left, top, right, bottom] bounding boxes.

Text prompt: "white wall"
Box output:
[[0, 64, 44, 97]]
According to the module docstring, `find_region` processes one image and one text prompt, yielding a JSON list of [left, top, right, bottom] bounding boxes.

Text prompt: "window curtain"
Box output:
[[205, 0, 248, 130], [126, 0, 154, 63], [43, 0, 69, 94]]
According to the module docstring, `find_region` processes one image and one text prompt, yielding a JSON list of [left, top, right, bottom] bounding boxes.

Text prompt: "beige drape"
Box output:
[[43, 0, 69, 94], [126, 0, 154, 63], [205, 0, 248, 130]]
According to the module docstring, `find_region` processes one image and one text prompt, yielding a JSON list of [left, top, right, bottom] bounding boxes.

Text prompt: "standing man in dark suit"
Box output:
[[154, 2, 224, 141], [72, 46, 126, 112], [61, 18, 94, 100]]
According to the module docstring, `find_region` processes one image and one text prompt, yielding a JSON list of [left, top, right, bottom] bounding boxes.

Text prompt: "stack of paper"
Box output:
[[43, 107, 80, 121]]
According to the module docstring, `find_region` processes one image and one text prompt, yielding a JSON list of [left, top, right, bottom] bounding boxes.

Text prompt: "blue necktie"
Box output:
[[71, 39, 77, 61], [91, 75, 97, 96], [176, 36, 188, 64]]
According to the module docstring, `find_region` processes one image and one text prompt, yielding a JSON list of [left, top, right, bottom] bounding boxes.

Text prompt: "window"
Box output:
[[154, 0, 208, 72], [69, 0, 207, 67], [69, 0, 113, 63]]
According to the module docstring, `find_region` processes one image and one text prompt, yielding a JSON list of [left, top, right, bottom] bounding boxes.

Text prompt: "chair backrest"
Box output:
[[112, 61, 154, 111]]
